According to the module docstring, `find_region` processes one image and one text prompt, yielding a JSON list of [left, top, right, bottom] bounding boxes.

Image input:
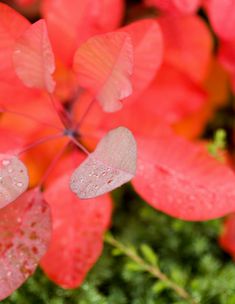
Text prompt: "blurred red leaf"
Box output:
[[205, 0, 235, 41], [145, 0, 200, 14], [158, 15, 212, 82], [220, 214, 235, 258]]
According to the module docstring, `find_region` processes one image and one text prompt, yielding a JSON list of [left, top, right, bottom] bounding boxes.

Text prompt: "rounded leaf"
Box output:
[[132, 134, 235, 221], [70, 127, 137, 199], [0, 154, 29, 208], [120, 19, 164, 102], [73, 32, 133, 112], [206, 0, 235, 41], [0, 188, 51, 301], [41, 168, 112, 288], [13, 19, 55, 93]]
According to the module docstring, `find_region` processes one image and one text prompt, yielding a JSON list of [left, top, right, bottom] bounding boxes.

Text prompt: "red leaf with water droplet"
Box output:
[[0, 188, 51, 300], [70, 127, 137, 199], [40, 166, 112, 288], [120, 19, 164, 102], [73, 32, 133, 112], [13, 19, 56, 93], [0, 154, 29, 208], [41, 0, 124, 66], [220, 214, 235, 258], [205, 0, 235, 41], [145, 0, 200, 14], [132, 133, 235, 221], [158, 15, 213, 82]]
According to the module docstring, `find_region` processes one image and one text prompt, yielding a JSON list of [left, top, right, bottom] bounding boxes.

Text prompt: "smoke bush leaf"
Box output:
[[41, 169, 112, 288], [120, 19, 164, 102], [13, 19, 56, 93], [0, 188, 51, 301], [0, 154, 29, 208], [41, 0, 124, 66], [70, 127, 137, 199], [73, 32, 133, 112], [133, 133, 235, 221]]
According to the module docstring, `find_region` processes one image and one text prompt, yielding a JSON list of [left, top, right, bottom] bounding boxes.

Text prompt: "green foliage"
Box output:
[[208, 128, 227, 159], [2, 185, 235, 304]]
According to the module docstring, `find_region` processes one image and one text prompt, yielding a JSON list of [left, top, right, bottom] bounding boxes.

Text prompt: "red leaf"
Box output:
[[219, 39, 235, 75], [14, 0, 36, 6], [138, 64, 207, 123], [70, 127, 137, 199], [0, 3, 30, 83], [0, 154, 29, 208], [145, 0, 200, 14], [41, 0, 124, 66], [13, 19, 55, 93], [158, 15, 213, 82], [132, 133, 235, 221], [120, 19, 164, 102], [73, 32, 133, 112], [41, 168, 112, 288], [206, 0, 235, 41], [0, 188, 51, 300], [220, 214, 235, 257]]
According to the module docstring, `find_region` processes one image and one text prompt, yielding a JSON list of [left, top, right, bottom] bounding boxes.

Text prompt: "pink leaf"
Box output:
[[73, 32, 133, 112], [158, 15, 213, 83], [132, 134, 235, 221], [70, 127, 137, 199], [145, 0, 200, 14], [41, 164, 112, 288], [0, 154, 29, 208], [41, 0, 124, 66], [137, 64, 206, 123], [205, 0, 235, 41], [219, 214, 235, 258], [13, 19, 56, 93], [0, 3, 30, 83], [120, 19, 164, 102], [0, 188, 51, 300]]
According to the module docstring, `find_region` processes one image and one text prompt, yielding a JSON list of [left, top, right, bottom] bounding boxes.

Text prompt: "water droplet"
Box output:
[[6, 271, 11, 277], [2, 160, 10, 166], [16, 182, 23, 188], [7, 168, 13, 173]]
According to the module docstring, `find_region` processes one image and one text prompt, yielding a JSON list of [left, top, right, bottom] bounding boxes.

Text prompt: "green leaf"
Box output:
[[140, 244, 158, 266]]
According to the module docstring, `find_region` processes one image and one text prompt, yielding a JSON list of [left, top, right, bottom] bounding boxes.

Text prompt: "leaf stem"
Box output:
[[68, 136, 90, 156], [76, 98, 95, 130], [0, 107, 63, 131], [38, 141, 70, 187], [104, 233, 197, 304], [17, 133, 65, 156]]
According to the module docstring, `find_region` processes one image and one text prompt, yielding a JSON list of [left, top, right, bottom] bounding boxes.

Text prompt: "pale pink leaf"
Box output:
[[0, 188, 51, 301], [0, 154, 29, 208], [73, 32, 133, 112], [13, 19, 55, 93], [121, 19, 164, 102], [70, 127, 137, 199]]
